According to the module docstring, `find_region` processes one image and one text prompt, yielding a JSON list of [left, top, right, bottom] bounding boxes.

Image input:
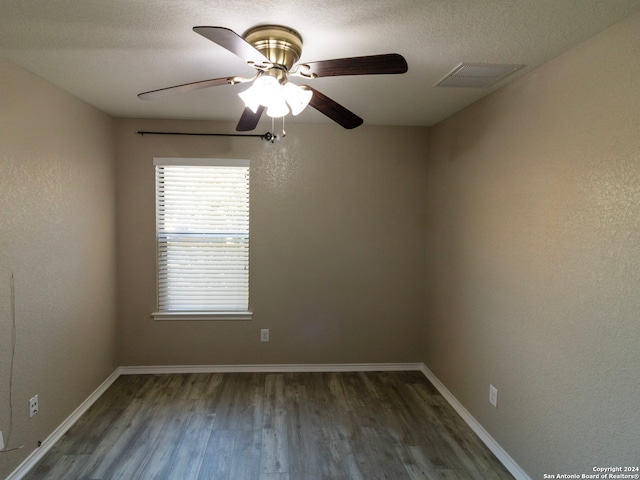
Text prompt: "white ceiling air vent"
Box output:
[[436, 63, 525, 88]]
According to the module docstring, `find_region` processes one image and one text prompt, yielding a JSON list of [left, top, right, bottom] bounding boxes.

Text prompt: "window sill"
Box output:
[[151, 311, 253, 321]]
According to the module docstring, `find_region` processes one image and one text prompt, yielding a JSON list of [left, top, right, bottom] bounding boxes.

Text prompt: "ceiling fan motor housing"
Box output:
[[243, 25, 303, 71]]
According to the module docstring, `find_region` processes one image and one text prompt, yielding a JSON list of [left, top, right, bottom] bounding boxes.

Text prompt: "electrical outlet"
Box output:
[[30, 394, 39, 417], [489, 384, 498, 407], [260, 329, 269, 342], [0, 430, 4, 450]]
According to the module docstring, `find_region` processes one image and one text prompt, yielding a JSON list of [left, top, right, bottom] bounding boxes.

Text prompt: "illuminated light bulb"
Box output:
[[238, 75, 282, 113], [265, 87, 290, 118]]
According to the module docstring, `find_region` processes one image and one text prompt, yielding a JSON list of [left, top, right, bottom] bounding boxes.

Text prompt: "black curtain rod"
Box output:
[[137, 131, 275, 141]]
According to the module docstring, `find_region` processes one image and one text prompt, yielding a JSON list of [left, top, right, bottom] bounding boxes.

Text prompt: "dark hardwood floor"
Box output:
[[23, 371, 514, 479]]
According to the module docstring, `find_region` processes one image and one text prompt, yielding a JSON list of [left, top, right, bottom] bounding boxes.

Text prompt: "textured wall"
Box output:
[[424, 12, 640, 477], [0, 57, 117, 477], [115, 119, 429, 366]]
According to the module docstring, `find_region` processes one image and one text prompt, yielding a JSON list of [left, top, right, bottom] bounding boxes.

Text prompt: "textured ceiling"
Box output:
[[1, 1, 639, 128]]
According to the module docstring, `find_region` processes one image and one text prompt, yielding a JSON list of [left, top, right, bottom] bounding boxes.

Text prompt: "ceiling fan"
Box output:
[[138, 25, 408, 132]]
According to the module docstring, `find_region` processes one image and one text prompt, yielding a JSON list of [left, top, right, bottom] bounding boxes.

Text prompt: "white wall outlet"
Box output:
[[489, 384, 498, 407], [30, 394, 39, 417], [260, 329, 269, 342], [0, 430, 4, 450]]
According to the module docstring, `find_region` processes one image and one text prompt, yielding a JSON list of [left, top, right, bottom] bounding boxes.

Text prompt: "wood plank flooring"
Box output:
[[23, 371, 514, 480]]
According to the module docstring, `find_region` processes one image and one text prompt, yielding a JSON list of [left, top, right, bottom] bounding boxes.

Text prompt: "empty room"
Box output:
[[1, 2, 639, 479]]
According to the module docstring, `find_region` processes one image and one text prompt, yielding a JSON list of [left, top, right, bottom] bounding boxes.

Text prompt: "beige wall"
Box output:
[[424, 12, 640, 477], [3, 10, 639, 478], [0, 58, 118, 476], [115, 119, 429, 366]]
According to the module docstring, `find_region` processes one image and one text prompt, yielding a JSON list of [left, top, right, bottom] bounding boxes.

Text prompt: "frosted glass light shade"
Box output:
[[238, 75, 282, 114], [266, 97, 289, 117], [283, 83, 313, 115], [238, 84, 262, 113], [237, 76, 312, 118], [265, 82, 289, 117]]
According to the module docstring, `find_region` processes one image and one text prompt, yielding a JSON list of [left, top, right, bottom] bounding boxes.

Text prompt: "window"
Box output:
[[152, 158, 251, 320]]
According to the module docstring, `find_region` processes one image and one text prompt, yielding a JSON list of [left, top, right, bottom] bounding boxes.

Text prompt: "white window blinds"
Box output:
[[154, 158, 250, 314]]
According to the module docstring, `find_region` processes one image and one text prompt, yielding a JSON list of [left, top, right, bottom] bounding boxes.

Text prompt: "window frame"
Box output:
[[151, 157, 252, 321]]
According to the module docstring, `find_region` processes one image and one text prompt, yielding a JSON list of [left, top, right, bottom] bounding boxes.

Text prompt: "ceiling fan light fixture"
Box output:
[[237, 85, 261, 113], [265, 83, 289, 117], [238, 75, 282, 113], [266, 97, 289, 118], [283, 82, 312, 116]]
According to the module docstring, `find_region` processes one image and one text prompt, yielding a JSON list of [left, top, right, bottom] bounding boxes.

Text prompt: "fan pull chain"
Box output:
[[266, 117, 285, 143]]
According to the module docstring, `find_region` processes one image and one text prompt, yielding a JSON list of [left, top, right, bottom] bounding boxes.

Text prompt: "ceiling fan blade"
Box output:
[[298, 53, 408, 78], [138, 77, 235, 100], [236, 105, 265, 131], [304, 86, 363, 129], [193, 26, 270, 65]]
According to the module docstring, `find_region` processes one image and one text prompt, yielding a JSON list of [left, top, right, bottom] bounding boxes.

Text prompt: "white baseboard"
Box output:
[[7, 362, 529, 480], [6, 368, 122, 480], [419, 364, 531, 480], [119, 362, 424, 375]]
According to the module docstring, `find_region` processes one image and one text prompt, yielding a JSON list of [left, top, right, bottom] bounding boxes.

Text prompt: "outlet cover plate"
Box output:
[[260, 329, 269, 342], [30, 394, 39, 417]]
